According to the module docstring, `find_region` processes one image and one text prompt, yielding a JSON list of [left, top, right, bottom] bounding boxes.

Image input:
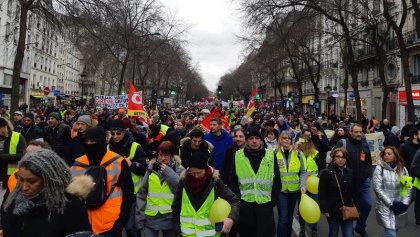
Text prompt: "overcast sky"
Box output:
[[160, 0, 243, 92]]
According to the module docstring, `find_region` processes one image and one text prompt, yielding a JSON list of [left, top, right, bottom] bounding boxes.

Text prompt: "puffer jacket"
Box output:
[[372, 160, 412, 229]]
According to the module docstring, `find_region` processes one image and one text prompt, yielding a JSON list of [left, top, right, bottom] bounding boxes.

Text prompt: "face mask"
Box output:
[[84, 143, 107, 164]]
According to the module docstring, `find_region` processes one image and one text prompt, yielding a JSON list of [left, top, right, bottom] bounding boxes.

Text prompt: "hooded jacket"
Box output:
[[1, 176, 92, 237], [372, 160, 411, 229], [179, 137, 213, 168], [43, 123, 71, 158]]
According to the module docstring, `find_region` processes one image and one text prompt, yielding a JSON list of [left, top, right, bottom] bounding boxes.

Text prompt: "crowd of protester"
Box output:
[[0, 102, 418, 237]]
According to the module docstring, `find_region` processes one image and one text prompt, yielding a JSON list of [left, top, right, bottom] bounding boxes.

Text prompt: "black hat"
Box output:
[[187, 150, 209, 169], [23, 113, 35, 121], [48, 112, 61, 121], [0, 117, 8, 127], [245, 128, 263, 140], [83, 127, 106, 144], [109, 119, 127, 131]]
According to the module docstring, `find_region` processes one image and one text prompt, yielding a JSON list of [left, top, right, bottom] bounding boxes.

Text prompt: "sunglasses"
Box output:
[[111, 131, 123, 136]]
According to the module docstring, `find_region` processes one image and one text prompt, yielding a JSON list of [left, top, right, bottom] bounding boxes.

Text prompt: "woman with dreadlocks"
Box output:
[[0, 149, 92, 237]]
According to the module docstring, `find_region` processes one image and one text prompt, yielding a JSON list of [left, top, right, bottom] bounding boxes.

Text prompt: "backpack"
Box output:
[[74, 155, 121, 209]]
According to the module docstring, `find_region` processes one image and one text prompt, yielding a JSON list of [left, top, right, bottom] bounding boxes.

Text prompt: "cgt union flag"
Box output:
[[127, 82, 148, 117]]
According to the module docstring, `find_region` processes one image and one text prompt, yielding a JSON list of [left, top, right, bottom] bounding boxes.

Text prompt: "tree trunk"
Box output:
[[343, 26, 362, 123], [343, 67, 349, 118], [377, 47, 388, 120], [11, 3, 30, 113], [117, 52, 130, 94], [401, 48, 416, 122], [412, 0, 420, 37]]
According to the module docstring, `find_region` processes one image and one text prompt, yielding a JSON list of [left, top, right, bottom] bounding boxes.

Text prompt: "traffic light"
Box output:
[[287, 92, 293, 101], [152, 89, 157, 97], [217, 86, 222, 99]]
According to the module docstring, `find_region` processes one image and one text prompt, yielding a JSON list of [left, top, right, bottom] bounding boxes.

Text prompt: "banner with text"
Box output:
[[95, 95, 128, 109]]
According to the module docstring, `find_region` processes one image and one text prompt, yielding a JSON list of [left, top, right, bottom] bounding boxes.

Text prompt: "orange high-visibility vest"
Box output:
[[7, 170, 18, 192], [70, 151, 124, 234]]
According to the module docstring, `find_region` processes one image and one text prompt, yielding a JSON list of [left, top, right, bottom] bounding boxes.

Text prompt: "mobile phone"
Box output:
[[153, 160, 162, 170], [215, 222, 224, 232], [299, 138, 306, 143]]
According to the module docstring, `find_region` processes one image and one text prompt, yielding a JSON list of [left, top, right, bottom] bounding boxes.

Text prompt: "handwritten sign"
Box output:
[[95, 95, 128, 109]]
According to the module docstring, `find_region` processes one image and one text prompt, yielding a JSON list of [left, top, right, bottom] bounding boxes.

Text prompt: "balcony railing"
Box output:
[[404, 30, 420, 45], [412, 75, 420, 84], [354, 46, 375, 61]]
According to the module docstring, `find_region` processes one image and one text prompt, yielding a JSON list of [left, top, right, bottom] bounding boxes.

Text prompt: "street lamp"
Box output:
[[324, 84, 332, 117], [80, 67, 88, 108]]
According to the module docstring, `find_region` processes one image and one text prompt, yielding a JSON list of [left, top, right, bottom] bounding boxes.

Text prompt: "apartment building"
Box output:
[[0, 0, 84, 108]]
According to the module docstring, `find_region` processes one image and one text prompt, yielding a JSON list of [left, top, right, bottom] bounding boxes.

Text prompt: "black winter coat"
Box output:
[[333, 137, 372, 183], [1, 195, 91, 237], [21, 124, 44, 143], [318, 164, 358, 220], [399, 140, 420, 175], [43, 123, 71, 158], [64, 133, 86, 166], [384, 132, 401, 149]]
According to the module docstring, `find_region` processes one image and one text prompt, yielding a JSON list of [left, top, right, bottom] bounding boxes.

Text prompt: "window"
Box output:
[[5, 22, 10, 41], [4, 74, 12, 86], [413, 55, 420, 77], [34, 53, 37, 68], [7, 0, 12, 16]]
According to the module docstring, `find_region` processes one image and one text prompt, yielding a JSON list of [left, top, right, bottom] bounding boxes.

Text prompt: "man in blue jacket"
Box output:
[[204, 117, 233, 172]]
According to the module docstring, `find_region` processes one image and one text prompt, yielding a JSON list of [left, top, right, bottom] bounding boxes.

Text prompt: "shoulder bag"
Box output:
[[334, 173, 359, 220]]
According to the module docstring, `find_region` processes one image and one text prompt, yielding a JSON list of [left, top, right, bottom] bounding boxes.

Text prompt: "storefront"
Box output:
[[339, 90, 372, 118], [398, 86, 420, 127], [30, 89, 44, 107]]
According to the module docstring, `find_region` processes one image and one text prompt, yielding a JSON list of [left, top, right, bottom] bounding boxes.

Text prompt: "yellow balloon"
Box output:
[[299, 193, 320, 224], [209, 197, 231, 226], [307, 175, 319, 194]]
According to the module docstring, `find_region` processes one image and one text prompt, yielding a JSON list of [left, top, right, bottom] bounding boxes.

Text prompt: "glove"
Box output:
[[390, 201, 408, 215]]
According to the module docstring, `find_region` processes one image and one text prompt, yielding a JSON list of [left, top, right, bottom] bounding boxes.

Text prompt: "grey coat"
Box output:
[[135, 157, 184, 231], [372, 160, 412, 229]]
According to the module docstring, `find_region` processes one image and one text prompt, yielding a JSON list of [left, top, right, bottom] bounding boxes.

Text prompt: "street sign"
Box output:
[[43, 87, 50, 95], [53, 89, 60, 96]]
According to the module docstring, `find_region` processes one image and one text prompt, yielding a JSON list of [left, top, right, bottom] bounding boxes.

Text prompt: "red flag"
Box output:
[[199, 107, 230, 132], [247, 88, 257, 110], [127, 82, 148, 117]]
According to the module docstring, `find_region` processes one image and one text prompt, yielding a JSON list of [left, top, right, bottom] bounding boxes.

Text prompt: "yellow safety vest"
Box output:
[[414, 178, 420, 190], [235, 149, 274, 204], [277, 149, 301, 192], [180, 188, 218, 237], [107, 142, 142, 194], [160, 124, 169, 135], [7, 131, 20, 175], [302, 150, 318, 176], [144, 172, 174, 216]]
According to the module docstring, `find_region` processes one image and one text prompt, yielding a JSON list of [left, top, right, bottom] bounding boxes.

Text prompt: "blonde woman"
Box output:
[[296, 129, 319, 237], [276, 130, 307, 237], [373, 146, 412, 237]]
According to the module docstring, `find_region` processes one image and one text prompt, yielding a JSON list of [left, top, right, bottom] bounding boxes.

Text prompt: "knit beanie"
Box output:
[[77, 115, 92, 127], [187, 150, 209, 169], [83, 127, 106, 145], [48, 112, 61, 121], [245, 128, 263, 140], [109, 119, 127, 131], [23, 113, 35, 121], [0, 117, 8, 127]]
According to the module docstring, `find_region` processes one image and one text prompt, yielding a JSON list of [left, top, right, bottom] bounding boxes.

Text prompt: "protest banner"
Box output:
[[365, 132, 385, 165], [95, 95, 128, 109]]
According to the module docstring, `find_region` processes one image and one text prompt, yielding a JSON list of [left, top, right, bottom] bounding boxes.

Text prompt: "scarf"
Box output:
[[13, 190, 45, 216], [185, 166, 213, 194]]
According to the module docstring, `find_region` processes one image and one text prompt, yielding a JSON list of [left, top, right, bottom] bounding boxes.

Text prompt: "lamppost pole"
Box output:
[[80, 67, 87, 109], [324, 84, 332, 117]]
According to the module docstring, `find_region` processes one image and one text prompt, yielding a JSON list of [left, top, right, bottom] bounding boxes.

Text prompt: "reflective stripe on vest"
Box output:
[[180, 188, 217, 237], [70, 151, 123, 234], [144, 172, 174, 216], [302, 150, 318, 176], [277, 149, 301, 192], [7, 131, 20, 175], [107, 142, 143, 194], [235, 149, 274, 204]]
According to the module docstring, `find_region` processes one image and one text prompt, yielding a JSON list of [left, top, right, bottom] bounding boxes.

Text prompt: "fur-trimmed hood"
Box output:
[[66, 175, 94, 199], [180, 166, 219, 181]]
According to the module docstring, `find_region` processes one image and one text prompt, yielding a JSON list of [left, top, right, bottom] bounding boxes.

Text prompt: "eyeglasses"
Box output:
[[281, 137, 292, 140], [111, 131, 123, 136]]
